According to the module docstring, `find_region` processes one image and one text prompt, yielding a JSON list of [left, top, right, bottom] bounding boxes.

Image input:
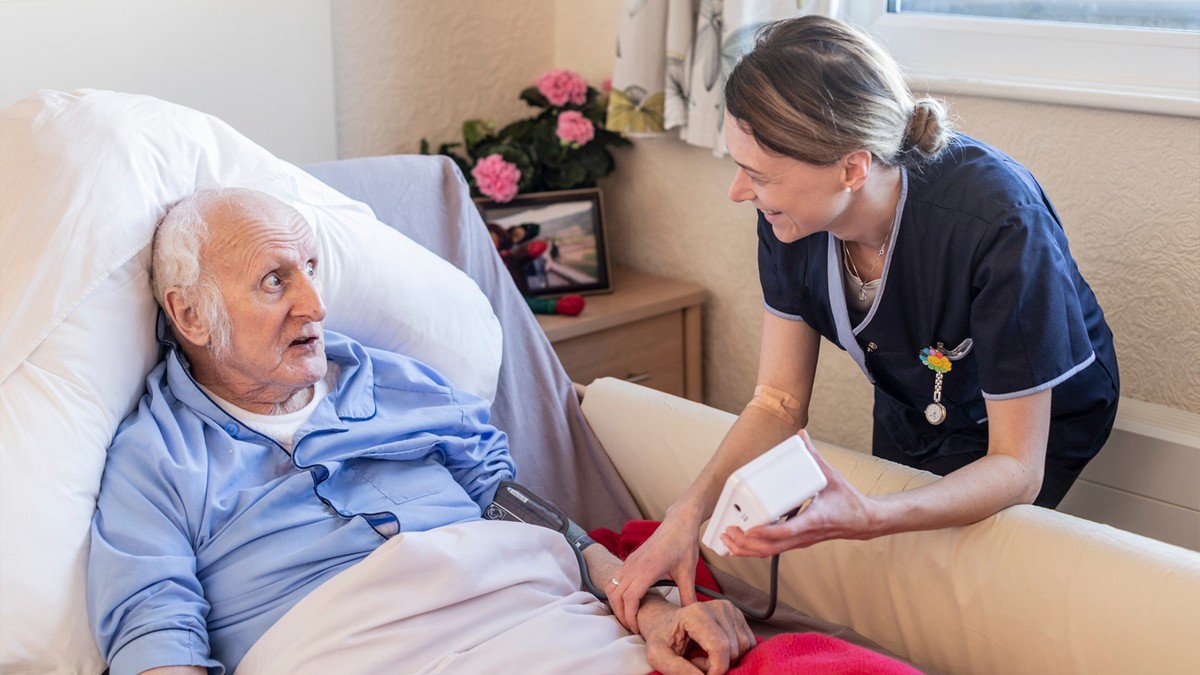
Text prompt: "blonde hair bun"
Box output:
[[906, 97, 951, 158]]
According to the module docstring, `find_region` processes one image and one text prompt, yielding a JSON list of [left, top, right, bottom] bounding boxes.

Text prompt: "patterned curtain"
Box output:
[[606, 0, 841, 156]]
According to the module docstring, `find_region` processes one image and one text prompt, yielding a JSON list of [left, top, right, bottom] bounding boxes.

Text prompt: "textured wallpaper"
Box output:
[[332, 0, 1200, 454], [331, 0, 555, 159]]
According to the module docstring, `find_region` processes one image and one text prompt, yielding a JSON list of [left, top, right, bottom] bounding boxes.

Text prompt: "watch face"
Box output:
[[924, 402, 947, 426]]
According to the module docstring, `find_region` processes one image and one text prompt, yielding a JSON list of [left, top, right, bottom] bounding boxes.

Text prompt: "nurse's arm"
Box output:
[[724, 389, 1051, 552], [671, 310, 821, 535], [870, 389, 1051, 528], [607, 311, 819, 631]]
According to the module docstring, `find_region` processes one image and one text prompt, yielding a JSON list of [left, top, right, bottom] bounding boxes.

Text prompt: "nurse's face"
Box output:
[[724, 112, 849, 244]]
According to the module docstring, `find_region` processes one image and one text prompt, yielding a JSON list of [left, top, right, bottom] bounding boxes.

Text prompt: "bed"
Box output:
[[2, 90, 1198, 675]]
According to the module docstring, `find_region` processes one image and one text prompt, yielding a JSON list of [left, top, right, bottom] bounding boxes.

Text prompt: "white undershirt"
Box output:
[[199, 364, 339, 452]]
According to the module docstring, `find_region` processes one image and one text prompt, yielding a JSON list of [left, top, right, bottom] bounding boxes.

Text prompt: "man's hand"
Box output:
[[637, 597, 756, 675], [578, 523, 753, 673]]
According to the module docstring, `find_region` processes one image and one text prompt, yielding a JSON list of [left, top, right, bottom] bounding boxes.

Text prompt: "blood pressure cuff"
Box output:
[[485, 482, 782, 618], [483, 481, 597, 553]]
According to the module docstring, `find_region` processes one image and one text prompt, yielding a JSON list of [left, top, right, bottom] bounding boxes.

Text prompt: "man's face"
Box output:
[[203, 198, 328, 406]]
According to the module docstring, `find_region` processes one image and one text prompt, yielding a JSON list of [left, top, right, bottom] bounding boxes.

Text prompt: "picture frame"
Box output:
[[475, 187, 613, 298]]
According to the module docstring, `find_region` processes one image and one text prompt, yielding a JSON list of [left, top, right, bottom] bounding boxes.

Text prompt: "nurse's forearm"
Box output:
[[675, 311, 820, 525], [869, 388, 1051, 534], [669, 406, 799, 528], [871, 451, 1041, 533]]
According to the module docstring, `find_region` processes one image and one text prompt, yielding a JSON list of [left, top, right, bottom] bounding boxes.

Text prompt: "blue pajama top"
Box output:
[[87, 325, 515, 675], [758, 133, 1119, 467]]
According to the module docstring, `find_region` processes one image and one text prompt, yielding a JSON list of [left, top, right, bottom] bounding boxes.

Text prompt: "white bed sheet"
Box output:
[[236, 520, 651, 675]]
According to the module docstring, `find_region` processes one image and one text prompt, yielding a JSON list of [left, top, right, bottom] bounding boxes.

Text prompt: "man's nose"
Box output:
[[295, 273, 327, 322]]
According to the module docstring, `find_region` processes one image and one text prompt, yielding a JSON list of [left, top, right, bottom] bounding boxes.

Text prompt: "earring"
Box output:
[[844, 186, 853, 193]]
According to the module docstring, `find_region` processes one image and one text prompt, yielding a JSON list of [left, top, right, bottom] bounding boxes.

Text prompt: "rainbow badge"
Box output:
[[919, 347, 952, 374]]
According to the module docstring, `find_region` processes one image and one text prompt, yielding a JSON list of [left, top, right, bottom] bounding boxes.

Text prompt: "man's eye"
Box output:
[[305, 261, 316, 277], [264, 273, 282, 288]]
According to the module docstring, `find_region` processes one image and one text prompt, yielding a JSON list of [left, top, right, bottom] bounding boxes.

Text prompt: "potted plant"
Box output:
[[422, 69, 631, 203]]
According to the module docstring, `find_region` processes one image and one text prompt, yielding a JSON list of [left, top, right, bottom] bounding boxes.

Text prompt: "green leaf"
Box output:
[[498, 118, 538, 143], [519, 86, 550, 109], [579, 144, 613, 178], [462, 119, 496, 150], [595, 128, 632, 148]]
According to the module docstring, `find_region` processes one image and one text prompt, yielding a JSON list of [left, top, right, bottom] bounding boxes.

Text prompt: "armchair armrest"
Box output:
[[581, 377, 1200, 675]]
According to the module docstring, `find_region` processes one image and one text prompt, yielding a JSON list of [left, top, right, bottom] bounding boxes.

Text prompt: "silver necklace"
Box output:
[[843, 235, 890, 301]]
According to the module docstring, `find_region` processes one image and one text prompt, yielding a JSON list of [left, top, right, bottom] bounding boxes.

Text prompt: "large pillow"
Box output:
[[0, 90, 502, 673]]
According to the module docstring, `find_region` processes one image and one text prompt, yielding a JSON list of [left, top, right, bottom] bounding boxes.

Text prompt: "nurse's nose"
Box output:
[[729, 168, 754, 203]]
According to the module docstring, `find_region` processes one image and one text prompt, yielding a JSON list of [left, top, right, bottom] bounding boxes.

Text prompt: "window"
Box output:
[[844, 1, 1200, 116], [891, 1, 1199, 31]]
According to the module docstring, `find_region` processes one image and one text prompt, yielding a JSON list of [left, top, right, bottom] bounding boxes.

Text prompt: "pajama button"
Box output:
[[224, 423, 239, 436]]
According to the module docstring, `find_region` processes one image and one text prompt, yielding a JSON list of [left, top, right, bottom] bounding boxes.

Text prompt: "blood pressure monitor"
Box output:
[[701, 431, 827, 557]]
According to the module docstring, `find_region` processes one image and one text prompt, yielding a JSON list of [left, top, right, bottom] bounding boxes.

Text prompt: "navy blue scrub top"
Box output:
[[758, 133, 1119, 475]]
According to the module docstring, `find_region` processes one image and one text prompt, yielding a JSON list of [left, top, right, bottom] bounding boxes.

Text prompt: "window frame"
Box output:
[[843, 2, 1200, 117]]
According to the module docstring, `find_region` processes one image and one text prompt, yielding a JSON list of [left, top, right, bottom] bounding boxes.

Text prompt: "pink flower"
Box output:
[[472, 154, 521, 203], [536, 69, 588, 107], [555, 110, 595, 147]]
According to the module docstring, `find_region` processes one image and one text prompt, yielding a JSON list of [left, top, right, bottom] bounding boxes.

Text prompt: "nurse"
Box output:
[[607, 15, 1119, 632]]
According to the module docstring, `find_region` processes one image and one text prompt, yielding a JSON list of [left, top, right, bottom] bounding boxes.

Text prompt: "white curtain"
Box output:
[[607, 0, 841, 156]]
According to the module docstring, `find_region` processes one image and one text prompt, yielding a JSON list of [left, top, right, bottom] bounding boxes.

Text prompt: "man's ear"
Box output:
[[839, 149, 874, 191], [162, 287, 210, 349]]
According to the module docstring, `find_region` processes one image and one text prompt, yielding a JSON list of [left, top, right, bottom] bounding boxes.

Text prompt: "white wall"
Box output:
[[0, 0, 337, 163]]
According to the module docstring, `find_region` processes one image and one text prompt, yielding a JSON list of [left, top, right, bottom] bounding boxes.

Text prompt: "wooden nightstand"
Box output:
[[535, 266, 705, 401]]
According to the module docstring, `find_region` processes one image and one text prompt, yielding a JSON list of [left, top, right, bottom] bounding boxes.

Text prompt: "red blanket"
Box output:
[[590, 520, 921, 675]]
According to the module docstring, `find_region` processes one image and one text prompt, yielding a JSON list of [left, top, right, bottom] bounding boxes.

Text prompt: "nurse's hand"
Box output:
[[720, 446, 880, 555], [609, 508, 704, 634]]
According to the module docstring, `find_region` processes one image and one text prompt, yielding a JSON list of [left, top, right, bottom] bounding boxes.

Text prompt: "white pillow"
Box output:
[[0, 89, 502, 673]]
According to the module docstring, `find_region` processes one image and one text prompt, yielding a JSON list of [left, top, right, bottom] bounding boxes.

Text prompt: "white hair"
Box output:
[[150, 189, 252, 356]]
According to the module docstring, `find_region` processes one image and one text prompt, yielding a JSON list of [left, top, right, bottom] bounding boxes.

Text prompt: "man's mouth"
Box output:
[[289, 336, 319, 348]]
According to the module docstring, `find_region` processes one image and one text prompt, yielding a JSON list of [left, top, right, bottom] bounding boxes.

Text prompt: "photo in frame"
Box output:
[[476, 188, 612, 297]]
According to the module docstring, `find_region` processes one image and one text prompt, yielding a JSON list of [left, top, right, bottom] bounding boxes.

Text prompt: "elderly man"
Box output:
[[87, 188, 754, 675]]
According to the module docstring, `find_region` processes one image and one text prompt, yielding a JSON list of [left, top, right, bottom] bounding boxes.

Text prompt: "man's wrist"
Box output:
[[569, 530, 598, 552], [633, 592, 677, 637]]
